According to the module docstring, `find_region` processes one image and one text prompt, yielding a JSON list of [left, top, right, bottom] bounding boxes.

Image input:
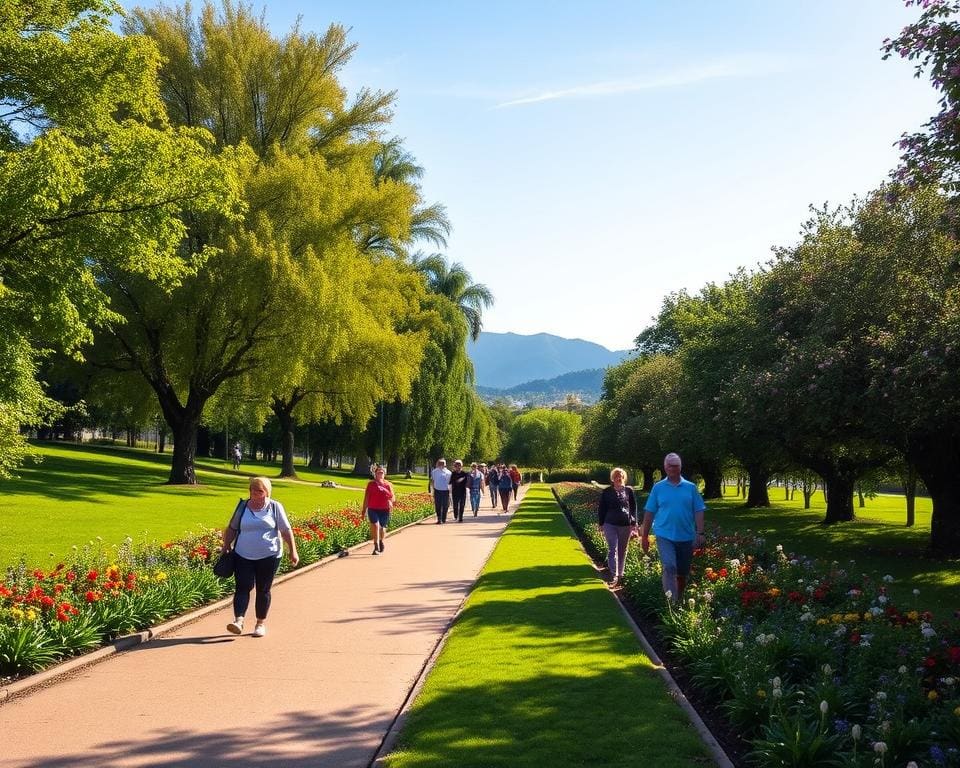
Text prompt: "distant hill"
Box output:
[[467, 331, 631, 389], [476, 368, 607, 405]]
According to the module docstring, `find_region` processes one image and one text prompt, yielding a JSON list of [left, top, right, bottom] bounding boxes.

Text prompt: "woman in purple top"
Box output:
[[597, 467, 637, 587]]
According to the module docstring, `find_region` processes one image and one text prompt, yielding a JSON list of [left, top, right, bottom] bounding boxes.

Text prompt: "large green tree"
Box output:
[[93, 3, 423, 483], [506, 408, 582, 473], [0, 0, 237, 475]]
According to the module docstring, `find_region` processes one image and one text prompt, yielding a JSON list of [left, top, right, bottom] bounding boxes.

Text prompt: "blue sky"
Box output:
[[139, 1, 939, 350]]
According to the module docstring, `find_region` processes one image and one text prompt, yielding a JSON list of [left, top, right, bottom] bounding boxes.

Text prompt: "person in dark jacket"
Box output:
[[597, 467, 637, 587]]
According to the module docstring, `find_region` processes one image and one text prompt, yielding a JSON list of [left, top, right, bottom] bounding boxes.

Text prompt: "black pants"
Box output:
[[452, 492, 467, 521], [233, 554, 280, 620], [434, 489, 450, 522]]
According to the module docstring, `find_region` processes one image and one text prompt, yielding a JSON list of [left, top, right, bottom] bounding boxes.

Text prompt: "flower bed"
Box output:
[[554, 482, 960, 768], [0, 493, 433, 679]]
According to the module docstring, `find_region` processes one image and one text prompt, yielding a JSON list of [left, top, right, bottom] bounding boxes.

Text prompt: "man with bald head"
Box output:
[[640, 452, 706, 601]]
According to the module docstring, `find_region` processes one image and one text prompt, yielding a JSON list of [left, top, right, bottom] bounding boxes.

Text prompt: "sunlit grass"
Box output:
[[0, 442, 426, 566], [710, 485, 959, 619], [386, 485, 712, 768]]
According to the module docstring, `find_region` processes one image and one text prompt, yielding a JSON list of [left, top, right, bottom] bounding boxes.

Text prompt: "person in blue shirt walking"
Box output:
[[640, 452, 706, 602]]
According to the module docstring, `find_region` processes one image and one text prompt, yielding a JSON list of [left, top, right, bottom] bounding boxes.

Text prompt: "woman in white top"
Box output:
[[220, 476, 299, 637]]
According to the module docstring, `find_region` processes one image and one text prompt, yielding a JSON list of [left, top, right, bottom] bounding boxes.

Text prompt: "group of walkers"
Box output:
[[598, 452, 706, 603], [216, 451, 703, 638], [428, 458, 521, 523]]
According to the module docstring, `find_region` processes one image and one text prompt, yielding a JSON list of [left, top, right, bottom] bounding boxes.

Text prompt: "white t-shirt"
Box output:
[[430, 467, 452, 491]]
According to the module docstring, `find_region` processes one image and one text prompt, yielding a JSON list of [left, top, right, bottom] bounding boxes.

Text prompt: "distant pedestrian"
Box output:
[[469, 463, 485, 516], [640, 452, 706, 602], [497, 464, 513, 512], [597, 467, 637, 588], [232, 442, 242, 471], [486, 463, 500, 508], [449, 459, 469, 522], [363, 465, 394, 555], [509, 464, 521, 500], [221, 476, 299, 638], [429, 458, 452, 523]]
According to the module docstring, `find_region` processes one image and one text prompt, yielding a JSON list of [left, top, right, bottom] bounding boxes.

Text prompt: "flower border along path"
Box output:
[[381, 484, 719, 768]]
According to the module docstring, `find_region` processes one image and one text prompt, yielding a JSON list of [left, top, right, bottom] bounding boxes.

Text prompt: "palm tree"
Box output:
[[411, 253, 494, 341], [359, 138, 451, 257]]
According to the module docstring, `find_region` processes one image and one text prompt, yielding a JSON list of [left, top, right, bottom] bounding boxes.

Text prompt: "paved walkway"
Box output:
[[0, 488, 528, 768]]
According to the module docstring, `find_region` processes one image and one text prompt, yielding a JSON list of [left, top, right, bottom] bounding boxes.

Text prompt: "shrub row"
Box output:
[[0, 493, 433, 678], [554, 482, 960, 768]]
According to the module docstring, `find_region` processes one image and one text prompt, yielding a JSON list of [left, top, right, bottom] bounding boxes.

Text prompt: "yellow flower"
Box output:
[[154, 571, 168, 582], [10, 607, 24, 621], [831, 614, 844, 623], [928, 690, 939, 701], [907, 610, 919, 621], [768, 588, 781, 598], [817, 618, 829, 626], [757, 690, 766, 699], [954, 706, 960, 717], [844, 613, 860, 622], [862, 612, 873, 621], [25, 609, 37, 621]]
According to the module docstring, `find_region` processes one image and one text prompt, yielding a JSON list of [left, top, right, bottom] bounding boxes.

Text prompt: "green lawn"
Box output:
[[709, 486, 959, 619], [385, 485, 713, 768], [0, 442, 426, 567]]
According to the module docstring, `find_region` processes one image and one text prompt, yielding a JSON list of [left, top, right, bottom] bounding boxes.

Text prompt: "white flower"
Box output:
[[921, 624, 937, 639], [733, 641, 744, 650], [898, 665, 908, 675], [907, 762, 919, 768], [772, 676, 782, 688], [819, 700, 829, 714], [703, 591, 714, 604], [943, 677, 956, 686], [873, 741, 887, 754], [851, 724, 861, 741], [729, 559, 741, 569], [722, 647, 730, 656], [822, 664, 832, 676], [665, 590, 673, 601], [776, 544, 783, 553], [876, 595, 888, 605], [913, 588, 920, 596], [834, 624, 847, 637], [870, 607, 883, 617], [687, 598, 696, 610], [882, 574, 894, 583], [789, 559, 799, 566], [875, 691, 887, 701], [800, 612, 815, 622], [772, 687, 782, 698], [806, 585, 815, 594]]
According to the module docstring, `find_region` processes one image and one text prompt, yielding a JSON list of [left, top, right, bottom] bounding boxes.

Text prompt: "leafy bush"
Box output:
[[554, 482, 960, 767]]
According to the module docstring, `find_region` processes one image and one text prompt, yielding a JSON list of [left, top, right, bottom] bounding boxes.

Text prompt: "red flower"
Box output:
[[65, 571, 76, 582], [32, 569, 45, 580], [56, 611, 70, 622], [947, 646, 960, 665], [85, 590, 101, 603], [718, 568, 728, 578], [924, 656, 938, 668], [787, 591, 803, 603], [86, 570, 98, 582], [40, 595, 55, 609]]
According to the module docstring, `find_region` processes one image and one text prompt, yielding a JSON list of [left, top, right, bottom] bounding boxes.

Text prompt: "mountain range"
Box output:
[[466, 331, 631, 394]]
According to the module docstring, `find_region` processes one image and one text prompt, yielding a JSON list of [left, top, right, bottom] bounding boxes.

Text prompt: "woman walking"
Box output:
[[509, 464, 521, 500], [487, 463, 500, 509], [363, 465, 394, 555], [221, 476, 299, 637], [468, 462, 485, 516], [497, 464, 514, 512], [597, 467, 637, 588]]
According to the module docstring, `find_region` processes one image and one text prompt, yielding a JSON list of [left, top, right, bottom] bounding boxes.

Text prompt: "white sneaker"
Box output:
[[227, 618, 243, 635], [253, 624, 266, 638]]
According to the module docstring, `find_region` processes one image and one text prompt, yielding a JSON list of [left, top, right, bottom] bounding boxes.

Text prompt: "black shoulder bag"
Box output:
[[212, 498, 246, 579]]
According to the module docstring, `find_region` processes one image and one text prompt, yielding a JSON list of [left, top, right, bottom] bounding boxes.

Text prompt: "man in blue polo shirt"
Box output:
[[640, 452, 706, 602]]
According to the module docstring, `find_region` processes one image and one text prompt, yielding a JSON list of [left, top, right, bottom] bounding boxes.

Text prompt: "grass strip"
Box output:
[[0, 442, 427, 565], [385, 484, 714, 768]]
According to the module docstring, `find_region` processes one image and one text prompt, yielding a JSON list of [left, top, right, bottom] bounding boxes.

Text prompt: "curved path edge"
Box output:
[[552, 486, 736, 768], [0, 511, 430, 706]]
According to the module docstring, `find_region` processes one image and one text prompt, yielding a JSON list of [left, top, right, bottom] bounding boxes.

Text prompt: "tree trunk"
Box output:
[[353, 455, 372, 476], [909, 437, 960, 556], [803, 488, 813, 509], [857, 484, 866, 508], [744, 466, 771, 508], [168, 414, 201, 484], [157, 427, 166, 454], [642, 466, 655, 492], [903, 464, 918, 528], [821, 470, 856, 524], [701, 463, 723, 500]]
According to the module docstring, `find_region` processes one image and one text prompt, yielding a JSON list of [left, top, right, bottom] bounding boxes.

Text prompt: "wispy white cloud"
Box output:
[[494, 55, 795, 109]]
